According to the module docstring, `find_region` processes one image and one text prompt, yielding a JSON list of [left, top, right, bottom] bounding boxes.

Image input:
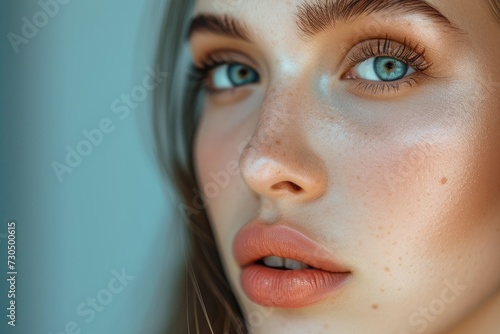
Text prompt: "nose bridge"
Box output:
[[241, 81, 303, 167], [251, 78, 307, 147], [239, 80, 328, 202]]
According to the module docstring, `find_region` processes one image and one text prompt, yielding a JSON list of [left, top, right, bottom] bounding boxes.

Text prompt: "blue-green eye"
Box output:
[[211, 63, 259, 90], [354, 56, 415, 82]]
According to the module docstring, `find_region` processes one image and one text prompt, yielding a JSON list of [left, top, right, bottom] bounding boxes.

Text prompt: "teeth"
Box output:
[[263, 256, 284, 268], [262, 256, 310, 269], [284, 258, 309, 270]]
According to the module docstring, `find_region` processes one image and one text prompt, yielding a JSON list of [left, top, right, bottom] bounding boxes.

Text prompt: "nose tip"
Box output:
[[240, 149, 327, 202]]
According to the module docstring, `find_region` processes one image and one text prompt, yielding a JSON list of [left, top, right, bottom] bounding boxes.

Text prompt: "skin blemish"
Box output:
[[384, 267, 390, 272], [380, 288, 385, 293], [441, 177, 448, 184], [372, 304, 379, 310], [275, 140, 281, 145]]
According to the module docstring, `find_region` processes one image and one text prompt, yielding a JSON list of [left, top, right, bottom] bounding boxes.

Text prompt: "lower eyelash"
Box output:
[[353, 77, 418, 95]]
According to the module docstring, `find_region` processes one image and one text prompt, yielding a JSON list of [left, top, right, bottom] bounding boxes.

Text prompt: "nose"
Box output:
[[239, 91, 328, 202]]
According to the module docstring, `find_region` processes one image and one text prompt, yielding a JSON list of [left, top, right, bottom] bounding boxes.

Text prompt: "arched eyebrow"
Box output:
[[188, 0, 464, 41], [188, 14, 251, 41], [296, 0, 462, 36]]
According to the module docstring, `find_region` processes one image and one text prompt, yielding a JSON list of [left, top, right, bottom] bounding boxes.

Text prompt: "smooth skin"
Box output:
[[190, 0, 500, 333]]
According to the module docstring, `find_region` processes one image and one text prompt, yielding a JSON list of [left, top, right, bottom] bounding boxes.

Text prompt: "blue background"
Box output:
[[1, 1, 182, 333]]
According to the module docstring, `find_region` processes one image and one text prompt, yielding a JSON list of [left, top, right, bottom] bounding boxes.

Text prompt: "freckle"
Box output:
[[441, 177, 448, 184], [372, 304, 379, 310], [275, 140, 281, 145], [384, 267, 390, 272], [380, 288, 385, 293]]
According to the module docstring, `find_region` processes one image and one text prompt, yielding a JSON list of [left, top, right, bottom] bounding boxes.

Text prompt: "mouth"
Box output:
[[233, 221, 351, 308], [258, 256, 312, 270]]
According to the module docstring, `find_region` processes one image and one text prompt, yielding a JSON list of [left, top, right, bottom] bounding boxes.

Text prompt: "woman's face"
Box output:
[[190, 0, 500, 333]]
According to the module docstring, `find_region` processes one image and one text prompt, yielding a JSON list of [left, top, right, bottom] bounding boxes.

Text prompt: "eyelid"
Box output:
[[342, 37, 432, 73], [193, 49, 261, 72], [338, 37, 433, 96]]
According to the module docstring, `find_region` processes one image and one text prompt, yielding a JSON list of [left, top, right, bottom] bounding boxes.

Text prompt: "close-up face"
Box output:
[[189, 0, 500, 333]]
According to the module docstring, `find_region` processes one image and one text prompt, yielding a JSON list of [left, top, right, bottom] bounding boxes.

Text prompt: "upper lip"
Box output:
[[233, 220, 350, 273]]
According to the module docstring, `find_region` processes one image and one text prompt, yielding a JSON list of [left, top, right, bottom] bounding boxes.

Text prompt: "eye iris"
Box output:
[[373, 57, 408, 81], [228, 64, 258, 86]]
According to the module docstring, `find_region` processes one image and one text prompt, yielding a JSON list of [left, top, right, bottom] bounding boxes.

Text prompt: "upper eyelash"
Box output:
[[189, 54, 235, 89], [346, 36, 433, 72]]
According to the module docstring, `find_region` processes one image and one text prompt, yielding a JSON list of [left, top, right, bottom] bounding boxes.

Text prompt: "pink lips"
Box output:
[[233, 221, 350, 308]]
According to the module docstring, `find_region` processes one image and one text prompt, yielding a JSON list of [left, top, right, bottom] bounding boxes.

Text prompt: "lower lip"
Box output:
[[241, 264, 349, 308]]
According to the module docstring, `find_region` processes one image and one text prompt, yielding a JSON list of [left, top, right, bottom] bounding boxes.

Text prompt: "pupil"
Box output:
[[238, 68, 249, 79], [384, 61, 395, 72]]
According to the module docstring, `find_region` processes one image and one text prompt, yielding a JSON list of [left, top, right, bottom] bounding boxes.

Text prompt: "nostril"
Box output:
[[271, 181, 303, 194]]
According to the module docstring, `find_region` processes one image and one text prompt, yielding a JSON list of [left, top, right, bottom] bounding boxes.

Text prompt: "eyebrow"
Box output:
[[188, 0, 461, 41], [296, 0, 460, 36], [188, 14, 251, 41]]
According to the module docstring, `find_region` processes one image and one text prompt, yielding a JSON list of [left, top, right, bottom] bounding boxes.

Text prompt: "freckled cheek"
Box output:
[[337, 138, 446, 227], [346, 133, 499, 256]]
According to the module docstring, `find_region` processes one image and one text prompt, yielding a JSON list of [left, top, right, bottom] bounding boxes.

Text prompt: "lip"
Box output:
[[233, 221, 350, 308]]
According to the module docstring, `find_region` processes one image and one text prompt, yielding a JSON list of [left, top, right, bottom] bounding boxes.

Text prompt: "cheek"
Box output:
[[335, 89, 500, 300], [193, 99, 260, 229], [194, 121, 242, 220]]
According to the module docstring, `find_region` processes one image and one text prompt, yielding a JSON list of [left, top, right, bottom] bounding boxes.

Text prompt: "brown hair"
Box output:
[[153, 0, 500, 333]]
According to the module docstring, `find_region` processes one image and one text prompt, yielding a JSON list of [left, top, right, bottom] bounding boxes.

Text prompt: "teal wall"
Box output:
[[1, 1, 180, 333]]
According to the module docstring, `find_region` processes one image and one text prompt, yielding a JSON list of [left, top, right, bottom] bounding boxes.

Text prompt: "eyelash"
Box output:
[[190, 37, 433, 96], [190, 54, 239, 94], [344, 37, 433, 95]]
